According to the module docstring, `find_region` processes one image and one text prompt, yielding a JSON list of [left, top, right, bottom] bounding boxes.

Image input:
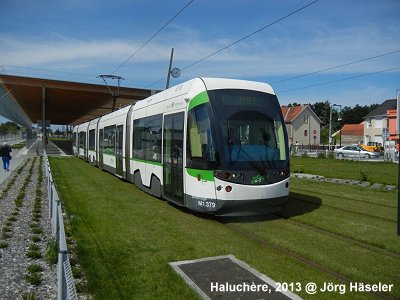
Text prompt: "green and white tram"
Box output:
[[73, 77, 290, 216]]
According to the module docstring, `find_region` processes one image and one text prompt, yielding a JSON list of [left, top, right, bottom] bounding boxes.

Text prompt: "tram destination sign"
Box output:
[[221, 95, 265, 107]]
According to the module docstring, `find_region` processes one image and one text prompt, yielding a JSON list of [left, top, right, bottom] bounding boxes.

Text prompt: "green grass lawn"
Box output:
[[50, 157, 399, 299], [290, 156, 398, 186]]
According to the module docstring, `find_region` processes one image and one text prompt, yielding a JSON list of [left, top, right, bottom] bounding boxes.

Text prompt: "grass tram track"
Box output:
[[274, 214, 400, 259], [221, 222, 397, 300], [49, 157, 399, 299], [220, 212, 399, 300], [290, 186, 396, 209], [288, 194, 395, 223]]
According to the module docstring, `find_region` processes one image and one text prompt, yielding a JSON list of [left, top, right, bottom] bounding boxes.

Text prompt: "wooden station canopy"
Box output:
[[0, 75, 155, 126]]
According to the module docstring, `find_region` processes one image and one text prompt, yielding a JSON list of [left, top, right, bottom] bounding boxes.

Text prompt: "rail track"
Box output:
[[217, 187, 399, 300]]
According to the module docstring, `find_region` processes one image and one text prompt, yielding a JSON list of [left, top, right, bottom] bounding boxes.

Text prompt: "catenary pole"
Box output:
[[165, 48, 174, 90], [397, 90, 400, 236]]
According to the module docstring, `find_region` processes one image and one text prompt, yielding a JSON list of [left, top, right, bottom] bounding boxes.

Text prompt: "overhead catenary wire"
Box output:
[[181, 0, 320, 71], [111, 0, 195, 75], [277, 65, 400, 94], [145, 0, 320, 88], [272, 49, 400, 84]]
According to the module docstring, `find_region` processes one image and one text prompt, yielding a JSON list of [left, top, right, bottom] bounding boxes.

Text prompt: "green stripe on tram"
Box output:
[[186, 168, 214, 182], [188, 91, 209, 111], [131, 157, 162, 167]]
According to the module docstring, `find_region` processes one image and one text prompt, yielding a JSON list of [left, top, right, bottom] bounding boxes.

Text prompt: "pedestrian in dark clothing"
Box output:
[[0, 142, 12, 171]]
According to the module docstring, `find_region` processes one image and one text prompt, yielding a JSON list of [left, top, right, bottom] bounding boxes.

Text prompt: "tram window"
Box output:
[[145, 114, 162, 163], [133, 114, 162, 162], [99, 129, 104, 152], [275, 120, 287, 160], [79, 132, 86, 149], [89, 129, 95, 151], [133, 119, 145, 159], [103, 125, 116, 155], [187, 103, 216, 169], [219, 111, 287, 162]]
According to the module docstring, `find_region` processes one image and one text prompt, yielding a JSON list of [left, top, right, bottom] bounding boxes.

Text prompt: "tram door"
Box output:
[[99, 129, 104, 168], [163, 112, 184, 204], [116, 125, 123, 176]]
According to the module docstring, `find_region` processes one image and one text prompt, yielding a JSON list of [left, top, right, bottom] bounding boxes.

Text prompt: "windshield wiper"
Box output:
[[236, 144, 267, 175]]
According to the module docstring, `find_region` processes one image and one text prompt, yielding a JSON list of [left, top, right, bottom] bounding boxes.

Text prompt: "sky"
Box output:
[[1, 0, 400, 125]]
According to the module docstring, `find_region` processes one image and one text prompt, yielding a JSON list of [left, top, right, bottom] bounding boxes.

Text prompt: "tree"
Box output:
[[0, 122, 20, 136], [320, 127, 329, 144], [341, 104, 378, 124], [309, 101, 336, 126]]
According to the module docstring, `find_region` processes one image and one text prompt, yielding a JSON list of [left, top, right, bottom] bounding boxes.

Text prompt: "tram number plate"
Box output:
[[197, 200, 216, 209]]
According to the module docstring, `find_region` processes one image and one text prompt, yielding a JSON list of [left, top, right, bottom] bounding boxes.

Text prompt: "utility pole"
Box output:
[[165, 48, 181, 90], [329, 104, 341, 151], [165, 48, 174, 90], [397, 89, 400, 236]]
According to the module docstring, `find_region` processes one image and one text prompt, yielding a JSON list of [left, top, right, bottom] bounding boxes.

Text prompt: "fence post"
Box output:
[[57, 204, 67, 300], [44, 149, 78, 300], [49, 177, 54, 220]]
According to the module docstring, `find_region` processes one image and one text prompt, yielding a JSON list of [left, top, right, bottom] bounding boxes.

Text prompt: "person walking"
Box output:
[[0, 142, 12, 171]]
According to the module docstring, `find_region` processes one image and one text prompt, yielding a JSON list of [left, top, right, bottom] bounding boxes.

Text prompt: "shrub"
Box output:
[[28, 244, 40, 252], [32, 227, 43, 235], [27, 264, 43, 273], [26, 250, 42, 259], [32, 235, 41, 243], [359, 169, 369, 181], [2, 226, 11, 233], [21, 293, 37, 300], [7, 216, 16, 222], [25, 273, 41, 286], [45, 239, 58, 264], [2, 232, 11, 239]]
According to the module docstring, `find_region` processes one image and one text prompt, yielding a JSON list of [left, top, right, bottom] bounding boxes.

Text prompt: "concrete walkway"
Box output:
[[0, 139, 68, 185]]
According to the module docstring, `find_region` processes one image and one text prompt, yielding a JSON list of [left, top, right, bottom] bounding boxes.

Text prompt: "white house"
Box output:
[[281, 105, 322, 146], [363, 99, 396, 144]]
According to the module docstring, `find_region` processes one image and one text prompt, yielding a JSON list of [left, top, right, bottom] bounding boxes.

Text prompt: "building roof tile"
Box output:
[[340, 123, 364, 136], [364, 99, 396, 118], [281, 106, 304, 122]]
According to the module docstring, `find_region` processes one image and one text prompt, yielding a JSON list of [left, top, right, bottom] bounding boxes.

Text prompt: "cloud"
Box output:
[[0, 21, 399, 85]]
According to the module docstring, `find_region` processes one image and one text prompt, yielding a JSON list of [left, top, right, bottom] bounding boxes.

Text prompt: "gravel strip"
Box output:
[[291, 173, 396, 191], [0, 157, 56, 299]]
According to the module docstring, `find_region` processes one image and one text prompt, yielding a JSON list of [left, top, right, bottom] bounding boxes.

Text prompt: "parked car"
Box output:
[[334, 145, 380, 159], [360, 142, 383, 153]]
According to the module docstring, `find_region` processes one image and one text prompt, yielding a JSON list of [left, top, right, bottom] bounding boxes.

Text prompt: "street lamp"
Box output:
[[328, 104, 341, 151]]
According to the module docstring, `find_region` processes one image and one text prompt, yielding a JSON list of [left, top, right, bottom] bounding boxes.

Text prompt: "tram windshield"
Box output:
[[209, 89, 288, 170]]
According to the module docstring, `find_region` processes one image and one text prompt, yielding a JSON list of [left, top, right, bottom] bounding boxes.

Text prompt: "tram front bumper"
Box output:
[[185, 178, 290, 216]]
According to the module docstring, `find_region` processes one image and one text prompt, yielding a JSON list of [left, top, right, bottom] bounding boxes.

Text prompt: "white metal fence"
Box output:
[[44, 150, 78, 300]]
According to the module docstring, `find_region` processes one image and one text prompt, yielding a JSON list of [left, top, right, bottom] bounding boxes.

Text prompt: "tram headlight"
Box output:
[[225, 186, 232, 192], [215, 170, 243, 182]]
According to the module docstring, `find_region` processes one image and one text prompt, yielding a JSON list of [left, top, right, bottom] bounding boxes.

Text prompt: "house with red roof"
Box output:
[[281, 105, 321, 147], [332, 123, 364, 146]]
